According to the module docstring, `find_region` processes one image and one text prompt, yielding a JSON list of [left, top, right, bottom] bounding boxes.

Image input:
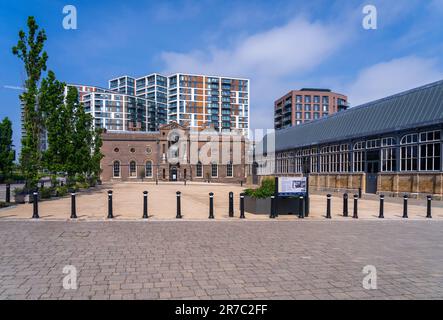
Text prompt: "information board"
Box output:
[[277, 177, 307, 196]]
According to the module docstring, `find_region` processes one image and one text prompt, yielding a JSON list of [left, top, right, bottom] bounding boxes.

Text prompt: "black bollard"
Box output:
[[239, 193, 245, 219], [353, 194, 358, 219], [228, 192, 234, 217], [32, 192, 39, 219], [358, 187, 362, 199], [426, 195, 432, 219], [107, 190, 113, 219], [40, 181, 44, 189], [298, 195, 304, 219], [240, 180, 243, 187], [402, 195, 408, 219], [343, 193, 348, 217], [270, 195, 276, 219], [143, 191, 148, 219], [326, 194, 332, 219], [184, 179, 187, 186], [6, 183, 10, 203], [378, 194, 384, 219], [70, 192, 77, 219], [176, 191, 182, 219], [156, 179, 158, 185], [208, 192, 215, 219]]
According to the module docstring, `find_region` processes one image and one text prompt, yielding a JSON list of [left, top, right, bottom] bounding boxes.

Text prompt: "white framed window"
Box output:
[[196, 162, 203, 177], [420, 143, 441, 171], [129, 161, 137, 177], [211, 163, 218, 177], [400, 144, 418, 171], [226, 162, 233, 177], [381, 148, 396, 172], [145, 161, 153, 177], [113, 161, 120, 178]]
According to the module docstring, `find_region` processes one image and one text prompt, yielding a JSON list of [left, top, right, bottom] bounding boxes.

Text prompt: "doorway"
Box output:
[[170, 166, 178, 181], [365, 150, 380, 194]]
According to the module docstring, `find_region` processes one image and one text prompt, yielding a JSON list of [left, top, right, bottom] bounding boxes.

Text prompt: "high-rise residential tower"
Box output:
[[274, 88, 348, 130], [167, 74, 249, 135], [67, 73, 250, 135]]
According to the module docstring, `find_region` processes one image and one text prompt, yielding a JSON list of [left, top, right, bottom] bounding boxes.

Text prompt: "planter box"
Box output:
[[244, 196, 272, 214], [14, 193, 26, 204], [244, 196, 304, 215]]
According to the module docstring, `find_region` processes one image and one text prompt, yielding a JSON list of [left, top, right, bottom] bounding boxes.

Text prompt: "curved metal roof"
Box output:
[[274, 80, 443, 152]]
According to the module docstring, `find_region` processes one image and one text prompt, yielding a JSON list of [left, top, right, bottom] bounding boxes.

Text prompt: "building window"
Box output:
[[129, 161, 137, 177], [114, 148, 119, 153], [113, 161, 120, 178], [419, 130, 441, 171], [381, 148, 396, 172], [211, 163, 218, 177], [196, 162, 203, 177], [353, 142, 365, 172], [400, 134, 418, 171], [320, 145, 349, 173], [226, 162, 233, 177], [145, 161, 153, 177], [130, 148, 136, 153]]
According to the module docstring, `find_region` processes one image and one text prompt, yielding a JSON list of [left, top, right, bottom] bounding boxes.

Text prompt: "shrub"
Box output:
[[13, 187, 27, 195], [0, 201, 9, 208], [40, 186, 53, 199], [56, 186, 68, 197], [244, 178, 275, 199]]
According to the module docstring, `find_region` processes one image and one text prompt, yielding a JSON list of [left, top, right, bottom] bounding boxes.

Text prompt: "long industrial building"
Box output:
[[255, 80, 443, 199]]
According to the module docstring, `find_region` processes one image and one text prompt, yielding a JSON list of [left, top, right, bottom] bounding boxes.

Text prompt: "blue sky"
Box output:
[[1, 0, 443, 149]]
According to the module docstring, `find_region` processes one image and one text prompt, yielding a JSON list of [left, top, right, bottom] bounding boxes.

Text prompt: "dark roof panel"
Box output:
[[274, 80, 443, 151]]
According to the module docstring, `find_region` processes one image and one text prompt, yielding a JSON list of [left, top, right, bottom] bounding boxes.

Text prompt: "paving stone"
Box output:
[[0, 221, 442, 300]]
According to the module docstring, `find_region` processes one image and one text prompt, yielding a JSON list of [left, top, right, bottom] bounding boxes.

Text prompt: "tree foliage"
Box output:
[[12, 17, 104, 187], [12, 16, 48, 188], [0, 118, 14, 182]]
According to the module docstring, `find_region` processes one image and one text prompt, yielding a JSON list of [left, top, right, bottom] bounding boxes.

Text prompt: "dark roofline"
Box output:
[[300, 88, 331, 92]]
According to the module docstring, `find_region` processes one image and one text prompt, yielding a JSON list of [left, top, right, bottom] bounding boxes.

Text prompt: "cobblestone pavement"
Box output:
[[0, 220, 442, 300]]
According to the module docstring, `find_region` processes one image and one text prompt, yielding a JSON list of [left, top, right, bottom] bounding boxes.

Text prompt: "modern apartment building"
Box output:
[[69, 84, 153, 132], [133, 73, 168, 131], [69, 73, 249, 135], [274, 88, 348, 130], [167, 74, 249, 135]]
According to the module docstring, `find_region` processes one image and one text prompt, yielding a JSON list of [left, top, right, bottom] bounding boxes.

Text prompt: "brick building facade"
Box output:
[[100, 122, 249, 183]]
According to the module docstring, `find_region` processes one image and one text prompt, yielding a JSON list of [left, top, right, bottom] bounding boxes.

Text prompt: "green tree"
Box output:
[[39, 71, 67, 175], [0, 118, 15, 182], [12, 16, 48, 189], [90, 128, 104, 179]]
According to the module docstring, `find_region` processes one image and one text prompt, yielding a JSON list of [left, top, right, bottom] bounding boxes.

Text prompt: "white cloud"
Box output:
[[160, 17, 351, 129], [161, 17, 348, 78], [346, 56, 443, 106]]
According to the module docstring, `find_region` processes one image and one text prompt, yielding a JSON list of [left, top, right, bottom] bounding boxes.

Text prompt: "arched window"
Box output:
[[145, 161, 153, 177], [129, 161, 137, 177], [196, 161, 203, 177], [226, 162, 233, 177], [113, 161, 120, 178]]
